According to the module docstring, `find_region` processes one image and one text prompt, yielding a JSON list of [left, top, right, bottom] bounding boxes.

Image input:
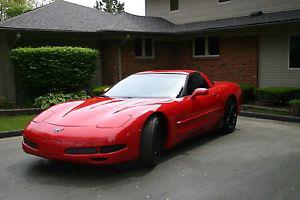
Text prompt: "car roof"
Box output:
[[136, 70, 197, 75]]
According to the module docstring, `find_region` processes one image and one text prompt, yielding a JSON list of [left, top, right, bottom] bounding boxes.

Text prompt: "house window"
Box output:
[[194, 37, 205, 56], [218, 0, 231, 3], [290, 35, 300, 69], [193, 36, 220, 57], [170, 0, 179, 11], [135, 38, 154, 58], [135, 38, 143, 57]]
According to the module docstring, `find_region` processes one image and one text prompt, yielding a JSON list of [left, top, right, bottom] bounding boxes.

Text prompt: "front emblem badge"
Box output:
[[53, 128, 64, 133]]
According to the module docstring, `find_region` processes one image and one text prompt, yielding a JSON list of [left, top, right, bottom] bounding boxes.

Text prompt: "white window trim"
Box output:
[[193, 36, 220, 58], [135, 38, 155, 59], [217, 0, 231, 5], [288, 35, 300, 70], [169, 0, 180, 12]]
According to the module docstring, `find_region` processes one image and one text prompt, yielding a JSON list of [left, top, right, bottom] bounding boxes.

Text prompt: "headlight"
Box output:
[[32, 110, 55, 123], [96, 115, 132, 128]]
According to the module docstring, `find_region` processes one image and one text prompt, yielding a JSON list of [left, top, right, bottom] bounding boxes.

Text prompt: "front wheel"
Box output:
[[139, 116, 162, 167], [222, 98, 238, 134]]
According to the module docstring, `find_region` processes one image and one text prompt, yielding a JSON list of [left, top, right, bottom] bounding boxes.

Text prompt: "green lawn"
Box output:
[[243, 107, 291, 116], [0, 115, 35, 132]]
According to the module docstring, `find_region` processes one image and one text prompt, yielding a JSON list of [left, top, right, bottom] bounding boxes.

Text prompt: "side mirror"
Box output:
[[190, 88, 209, 100]]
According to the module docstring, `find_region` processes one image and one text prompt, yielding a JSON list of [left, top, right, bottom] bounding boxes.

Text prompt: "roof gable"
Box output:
[[0, 0, 174, 33], [0, 0, 119, 32]]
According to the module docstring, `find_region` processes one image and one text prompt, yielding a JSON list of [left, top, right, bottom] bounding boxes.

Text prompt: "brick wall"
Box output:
[[100, 41, 120, 85], [176, 36, 258, 86], [101, 36, 258, 86], [121, 41, 179, 78]]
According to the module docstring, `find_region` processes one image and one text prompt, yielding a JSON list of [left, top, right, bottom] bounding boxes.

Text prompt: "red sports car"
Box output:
[[23, 70, 242, 167]]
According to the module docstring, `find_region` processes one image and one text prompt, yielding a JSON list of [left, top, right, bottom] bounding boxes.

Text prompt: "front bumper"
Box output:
[[22, 121, 141, 165]]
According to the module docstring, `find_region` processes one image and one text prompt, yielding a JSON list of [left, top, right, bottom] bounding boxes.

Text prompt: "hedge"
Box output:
[[290, 99, 300, 106], [239, 83, 256, 103], [10, 46, 98, 99], [34, 90, 91, 109], [92, 85, 111, 96], [256, 87, 300, 105]]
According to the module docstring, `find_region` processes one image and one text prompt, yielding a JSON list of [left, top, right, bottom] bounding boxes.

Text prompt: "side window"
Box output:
[[219, 0, 231, 3], [170, 0, 179, 11], [186, 73, 209, 96], [290, 35, 300, 69]]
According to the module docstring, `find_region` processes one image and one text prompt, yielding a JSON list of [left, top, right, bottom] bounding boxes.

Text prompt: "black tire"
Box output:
[[139, 116, 162, 167], [222, 98, 238, 134]]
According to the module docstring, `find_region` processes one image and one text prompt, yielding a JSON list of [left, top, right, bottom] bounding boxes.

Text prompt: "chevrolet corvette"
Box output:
[[23, 70, 242, 167]]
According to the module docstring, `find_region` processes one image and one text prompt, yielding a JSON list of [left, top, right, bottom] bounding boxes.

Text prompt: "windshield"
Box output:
[[105, 73, 187, 98]]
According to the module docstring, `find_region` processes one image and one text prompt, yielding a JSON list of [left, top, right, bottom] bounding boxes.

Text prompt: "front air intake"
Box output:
[[99, 144, 127, 153], [65, 147, 97, 155], [90, 157, 108, 162], [24, 138, 38, 149]]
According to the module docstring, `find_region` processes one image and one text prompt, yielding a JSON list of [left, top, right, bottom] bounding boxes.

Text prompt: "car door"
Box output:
[[176, 73, 222, 137]]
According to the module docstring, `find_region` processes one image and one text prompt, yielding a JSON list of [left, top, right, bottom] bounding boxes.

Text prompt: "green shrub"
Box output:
[[256, 87, 300, 105], [92, 85, 111, 96], [0, 96, 14, 109], [34, 90, 91, 109], [290, 99, 300, 106], [10, 46, 98, 100], [239, 83, 256, 103]]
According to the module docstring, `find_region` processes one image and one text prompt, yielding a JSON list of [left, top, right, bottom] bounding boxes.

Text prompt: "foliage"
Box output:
[[10, 46, 98, 100], [0, 101, 15, 109], [0, 96, 13, 108], [95, 0, 124, 14], [34, 90, 91, 109], [239, 83, 256, 103], [32, 0, 54, 8], [92, 85, 111, 96], [290, 99, 300, 106], [0, 0, 33, 20], [256, 87, 300, 105]]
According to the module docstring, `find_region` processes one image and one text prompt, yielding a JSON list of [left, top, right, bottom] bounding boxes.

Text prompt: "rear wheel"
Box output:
[[222, 98, 238, 134], [139, 116, 162, 167]]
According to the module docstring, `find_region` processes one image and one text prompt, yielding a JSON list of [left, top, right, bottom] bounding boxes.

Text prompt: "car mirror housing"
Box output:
[[190, 88, 209, 99]]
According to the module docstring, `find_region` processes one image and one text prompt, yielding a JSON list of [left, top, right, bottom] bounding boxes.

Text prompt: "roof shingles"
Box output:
[[0, 0, 300, 34]]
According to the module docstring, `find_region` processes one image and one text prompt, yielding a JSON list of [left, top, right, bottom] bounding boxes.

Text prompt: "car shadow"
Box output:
[[22, 130, 230, 187]]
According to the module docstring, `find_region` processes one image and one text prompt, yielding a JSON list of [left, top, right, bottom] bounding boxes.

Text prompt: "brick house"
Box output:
[[0, 0, 300, 102]]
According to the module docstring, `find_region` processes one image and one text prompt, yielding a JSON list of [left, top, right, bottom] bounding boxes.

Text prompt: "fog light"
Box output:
[[99, 144, 127, 153]]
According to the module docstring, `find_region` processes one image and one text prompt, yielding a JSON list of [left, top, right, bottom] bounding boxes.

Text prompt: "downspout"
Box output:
[[118, 34, 130, 81], [11, 32, 21, 48], [5, 32, 21, 103]]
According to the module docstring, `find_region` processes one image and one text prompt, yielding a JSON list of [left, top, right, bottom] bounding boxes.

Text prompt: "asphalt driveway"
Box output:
[[0, 117, 299, 200]]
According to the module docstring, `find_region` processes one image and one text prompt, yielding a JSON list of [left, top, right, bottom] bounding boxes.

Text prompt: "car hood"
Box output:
[[43, 97, 171, 127]]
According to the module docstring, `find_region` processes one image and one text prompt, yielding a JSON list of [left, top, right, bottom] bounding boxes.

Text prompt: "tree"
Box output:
[[32, 0, 54, 8], [95, 0, 124, 14], [0, 0, 53, 21], [0, 0, 33, 20], [6, 0, 33, 18]]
